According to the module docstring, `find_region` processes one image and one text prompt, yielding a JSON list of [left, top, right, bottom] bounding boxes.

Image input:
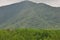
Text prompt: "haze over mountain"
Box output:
[[0, 1, 60, 29]]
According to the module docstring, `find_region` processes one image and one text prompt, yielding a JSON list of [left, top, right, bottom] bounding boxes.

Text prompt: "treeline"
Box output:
[[0, 28, 60, 40]]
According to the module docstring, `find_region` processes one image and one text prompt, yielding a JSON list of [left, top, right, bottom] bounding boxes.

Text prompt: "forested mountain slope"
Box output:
[[0, 1, 60, 29]]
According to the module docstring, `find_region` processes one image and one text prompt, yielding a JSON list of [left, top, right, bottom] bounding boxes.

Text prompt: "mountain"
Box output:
[[0, 1, 60, 29]]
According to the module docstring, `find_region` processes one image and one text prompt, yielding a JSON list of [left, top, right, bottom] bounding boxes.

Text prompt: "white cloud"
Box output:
[[0, 0, 60, 7], [30, 0, 60, 7], [0, 0, 24, 6]]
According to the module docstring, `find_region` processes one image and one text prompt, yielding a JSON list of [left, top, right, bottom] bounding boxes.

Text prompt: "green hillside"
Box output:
[[0, 28, 60, 40], [0, 1, 60, 29]]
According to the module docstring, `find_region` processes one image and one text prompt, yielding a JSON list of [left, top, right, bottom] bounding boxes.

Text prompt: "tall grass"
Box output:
[[0, 28, 60, 40]]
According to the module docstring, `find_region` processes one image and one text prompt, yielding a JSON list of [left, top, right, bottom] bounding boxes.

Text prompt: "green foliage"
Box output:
[[0, 28, 60, 40]]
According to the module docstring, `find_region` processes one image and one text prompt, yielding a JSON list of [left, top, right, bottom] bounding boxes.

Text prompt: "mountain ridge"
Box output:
[[0, 1, 60, 29], [0, 1, 58, 8]]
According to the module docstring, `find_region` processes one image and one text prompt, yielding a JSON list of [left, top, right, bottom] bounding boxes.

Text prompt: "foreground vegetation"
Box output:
[[0, 28, 60, 40]]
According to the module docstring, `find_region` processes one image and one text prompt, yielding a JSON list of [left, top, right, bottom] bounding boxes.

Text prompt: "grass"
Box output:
[[0, 28, 60, 40]]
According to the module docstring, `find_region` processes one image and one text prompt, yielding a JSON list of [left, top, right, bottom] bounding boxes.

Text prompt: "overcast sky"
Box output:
[[0, 0, 60, 7]]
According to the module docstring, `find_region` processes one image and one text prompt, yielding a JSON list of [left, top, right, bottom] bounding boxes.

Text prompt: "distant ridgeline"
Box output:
[[0, 1, 60, 29]]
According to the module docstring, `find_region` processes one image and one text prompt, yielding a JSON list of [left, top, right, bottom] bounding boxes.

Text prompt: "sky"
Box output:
[[0, 0, 60, 7]]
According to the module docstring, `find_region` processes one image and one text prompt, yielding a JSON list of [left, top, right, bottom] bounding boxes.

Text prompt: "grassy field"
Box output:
[[0, 28, 60, 40]]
